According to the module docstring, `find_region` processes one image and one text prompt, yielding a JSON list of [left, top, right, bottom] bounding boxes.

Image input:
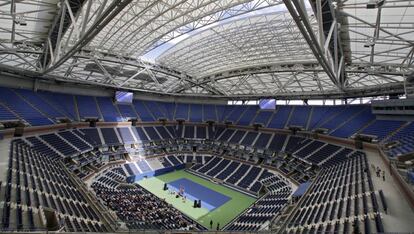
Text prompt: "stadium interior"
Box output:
[[0, 0, 414, 233]]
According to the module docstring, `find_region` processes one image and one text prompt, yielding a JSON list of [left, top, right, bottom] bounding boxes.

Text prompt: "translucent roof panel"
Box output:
[[202, 72, 338, 96], [0, 1, 58, 70], [341, 0, 414, 65], [63, 0, 284, 57], [0, 0, 411, 98], [0, 1, 58, 45], [158, 12, 318, 78]]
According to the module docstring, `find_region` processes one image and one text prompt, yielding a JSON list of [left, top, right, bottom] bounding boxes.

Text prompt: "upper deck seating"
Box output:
[[134, 100, 155, 121], [267, 106, 292, 129], [0, 87, 53, 126], [361, 120, 405, 141], [96, 97, 122, 122], [76, 95, 100, 119]]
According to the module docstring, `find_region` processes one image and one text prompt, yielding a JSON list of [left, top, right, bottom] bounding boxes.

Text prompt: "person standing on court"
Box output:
[[210, 220, 213, 229], [217, 222, 220, 230]]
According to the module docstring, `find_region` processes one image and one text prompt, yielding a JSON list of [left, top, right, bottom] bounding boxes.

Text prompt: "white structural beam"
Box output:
[[0, 0, 411, 98], [283, 0, 340, 89], [43, 0, 134, 73]]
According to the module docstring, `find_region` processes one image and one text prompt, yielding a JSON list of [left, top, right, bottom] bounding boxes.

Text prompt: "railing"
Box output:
[[378, 148, 414, 209]]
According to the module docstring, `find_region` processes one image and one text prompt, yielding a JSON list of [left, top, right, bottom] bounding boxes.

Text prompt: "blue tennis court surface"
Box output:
[[168, 178, 231, 211]]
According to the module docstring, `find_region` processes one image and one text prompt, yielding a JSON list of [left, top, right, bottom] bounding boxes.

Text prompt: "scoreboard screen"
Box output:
[[115, 91, 133, 104], [259, 99, 276, 110]]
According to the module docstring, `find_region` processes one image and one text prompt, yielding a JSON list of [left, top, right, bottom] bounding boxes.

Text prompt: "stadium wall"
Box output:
[[377, 148, 414, 209], [0, 75, 227, 105]]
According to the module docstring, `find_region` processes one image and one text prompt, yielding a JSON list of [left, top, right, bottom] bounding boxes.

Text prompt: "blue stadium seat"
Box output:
[[362, 120, 405, 141], [267, 106, 292, 129], [134, 100, 155, 121], [175, 103, 189, 120], [267, 134, 287, 152], [216, 129, 234, 141], [155, 126, 173, 139], [160, 103, 175, 120], [96, 97, 122, 122], [79, 128, 102, 146], [287, 106, 311, 127], [26, 136, 61, 160], [319, 106, 365, 131], [229, 130, 246, 144], [252, 111, 273, 126], [196, 126, 207, 139], [216, 161, 240, 180], [144, 101, 166, 120], [184, 125, 195, 138], [38, 91, 78, 120], [117, 127, 135, 143], [306, 144, 341, 165], [144, 126, 161, 140], [237, 166, 261, 188], [237, 106, 259, 126], [124, 163, 140, 175], [189, 104, 203, 122], [240, 132, 258, 146], [176, 125, 184, 138], [14, 89, 68, 120], [0, 87, 53, 126], [137, 160, 151, 172], [100, 128, 121, 145], [165, 126, 177, 138], [76, 95, 100, 119], [216, 105, 230, 122], [254, 133, 272, 149], [330, 108, 375, 138], [132, 127, 149, 142], [203, 104, 218, 122], [294, 140, 325, 159], [386, 122, 414, 157], [58, 131, 92, 152], [226, 164, 249, 184], [285, 136, 311, 153], [117, 104, 137, 119], [0, 104, 18, 121], [40, 133, 78, 156], [308, 106, 344, 130], [226, 106, 246, 124], [207, 159, 230, 177]]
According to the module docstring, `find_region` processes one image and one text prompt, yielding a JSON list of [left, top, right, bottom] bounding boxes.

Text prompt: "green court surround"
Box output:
[[137, 170, 256, 230]]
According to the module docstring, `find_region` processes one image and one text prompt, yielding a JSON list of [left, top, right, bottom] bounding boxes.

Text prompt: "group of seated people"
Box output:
[[91, 183, 195, 230]]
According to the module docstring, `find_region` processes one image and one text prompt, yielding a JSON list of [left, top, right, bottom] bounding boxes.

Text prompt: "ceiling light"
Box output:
[[14, 15, 27, 26], [366, 0, 385, 9], [364, 37, 375, 47]]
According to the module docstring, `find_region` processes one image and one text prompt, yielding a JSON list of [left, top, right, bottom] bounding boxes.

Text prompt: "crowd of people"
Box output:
[[92, 183, 194, 230]]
